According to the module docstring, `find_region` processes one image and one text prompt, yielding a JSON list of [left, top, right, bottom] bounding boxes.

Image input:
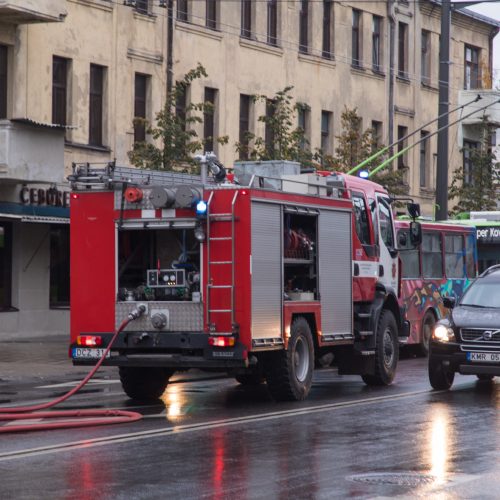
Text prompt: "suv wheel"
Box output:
[[428, 356, 454, 390]]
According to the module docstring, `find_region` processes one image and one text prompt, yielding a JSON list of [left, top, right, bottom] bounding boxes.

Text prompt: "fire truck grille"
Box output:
[[116, 302, 204, 332], [461, 328, 500, 343]]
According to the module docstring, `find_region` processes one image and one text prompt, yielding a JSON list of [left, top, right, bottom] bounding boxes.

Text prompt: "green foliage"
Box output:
[[448, 119, 500, 215], [235, 86, 314, 168], [318, 106, 409, 198], [128, 64, 228, 172]]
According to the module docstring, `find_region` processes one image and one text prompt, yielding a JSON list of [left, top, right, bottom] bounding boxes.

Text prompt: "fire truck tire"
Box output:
[[119, 367, 174, 402], [264, 317, 314, 401], [418, 311, 436, 357], [428, 356, 454, 390], [362, 309, 399, 386]]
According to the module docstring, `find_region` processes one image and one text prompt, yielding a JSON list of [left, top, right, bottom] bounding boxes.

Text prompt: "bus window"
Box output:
[[465, 234, 476, 277], [352, 194, 371, 245], [445, 234, 465, 278], [422, 232, 443, 278], [398, 230, 420, 278]]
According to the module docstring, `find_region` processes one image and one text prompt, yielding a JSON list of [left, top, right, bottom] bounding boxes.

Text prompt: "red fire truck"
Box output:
[[68, 157, 420, 402]]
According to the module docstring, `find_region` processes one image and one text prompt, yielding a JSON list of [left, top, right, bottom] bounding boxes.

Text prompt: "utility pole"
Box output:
[[435, 0, 451, 221]]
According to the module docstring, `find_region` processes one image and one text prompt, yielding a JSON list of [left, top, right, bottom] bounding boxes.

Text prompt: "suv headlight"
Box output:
[[433, 324, 456, 342]]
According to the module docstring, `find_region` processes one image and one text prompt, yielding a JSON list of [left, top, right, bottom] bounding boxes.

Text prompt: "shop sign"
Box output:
[[476, 227, 500, 244], [20, 186, 71, 208]]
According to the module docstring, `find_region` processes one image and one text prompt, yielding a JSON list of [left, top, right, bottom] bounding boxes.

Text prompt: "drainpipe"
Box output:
[[167, 0, 174, 96], [387, 0, 396, 160]]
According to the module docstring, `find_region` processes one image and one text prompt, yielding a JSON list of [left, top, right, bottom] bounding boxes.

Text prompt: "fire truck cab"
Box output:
[[69, 159, 420, 402]]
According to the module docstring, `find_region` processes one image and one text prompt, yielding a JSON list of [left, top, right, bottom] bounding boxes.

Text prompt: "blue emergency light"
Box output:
[[196, 200, 208, 216]]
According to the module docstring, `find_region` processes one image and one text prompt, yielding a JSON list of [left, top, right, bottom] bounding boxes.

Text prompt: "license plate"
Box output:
[[467, 352, 500, 363], [72, 347, 110, 359]]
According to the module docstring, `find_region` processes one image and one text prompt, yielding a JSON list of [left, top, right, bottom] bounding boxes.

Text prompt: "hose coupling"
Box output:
[[128, 303, 147, 320]]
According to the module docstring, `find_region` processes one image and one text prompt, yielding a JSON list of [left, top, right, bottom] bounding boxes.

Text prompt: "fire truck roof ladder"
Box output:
[[206, 190, 240, 335]]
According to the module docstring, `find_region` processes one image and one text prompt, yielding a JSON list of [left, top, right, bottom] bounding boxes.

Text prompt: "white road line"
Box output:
[[36, 380, 120, 389], [0, 388, 443, 462]]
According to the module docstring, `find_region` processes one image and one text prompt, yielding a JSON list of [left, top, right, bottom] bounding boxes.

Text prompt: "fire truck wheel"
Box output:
[[264, 316, 314, 401], [362, 309, 399, 386], [418, 311, 436, 357], [428, 356, 455, 390], [119, 366, 174, 402]]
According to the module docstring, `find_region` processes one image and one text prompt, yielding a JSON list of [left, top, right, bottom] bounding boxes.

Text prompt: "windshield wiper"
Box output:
[[459, 303, 488, 308]]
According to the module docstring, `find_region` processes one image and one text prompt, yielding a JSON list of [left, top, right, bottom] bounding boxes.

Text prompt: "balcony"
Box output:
[[458, 90, 500, 127], [0, 0, 67, 24], [0, 119, 65, 184]]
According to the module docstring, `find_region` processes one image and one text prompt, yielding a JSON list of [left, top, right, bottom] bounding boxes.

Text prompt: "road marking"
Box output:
[[0, 388, 444, 462]]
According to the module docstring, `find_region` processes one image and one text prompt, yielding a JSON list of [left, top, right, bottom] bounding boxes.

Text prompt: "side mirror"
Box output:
[[409, 221, 422, 246], [407, 202, 421, 219], [442, 296, 456, 309]]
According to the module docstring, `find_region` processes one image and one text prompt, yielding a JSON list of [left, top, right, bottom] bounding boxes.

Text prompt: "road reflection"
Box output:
[[427, 403, 452, 484]]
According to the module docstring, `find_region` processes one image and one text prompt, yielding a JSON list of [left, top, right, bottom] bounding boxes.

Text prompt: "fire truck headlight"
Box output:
[[433, 324, 455, 342], [194, 224, 206, 242]]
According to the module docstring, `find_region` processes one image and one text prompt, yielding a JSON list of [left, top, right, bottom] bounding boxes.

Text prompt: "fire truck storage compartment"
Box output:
[[318, 210, 352, 340], [283, 208, 318, 301]]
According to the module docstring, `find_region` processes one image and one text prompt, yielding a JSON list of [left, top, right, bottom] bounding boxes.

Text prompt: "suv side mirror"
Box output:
[[442, 296, 456, 309], [409, 221, 422, 246]]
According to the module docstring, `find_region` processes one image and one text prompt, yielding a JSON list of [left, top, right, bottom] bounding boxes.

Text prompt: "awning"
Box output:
[[0, 213, 69, 224]]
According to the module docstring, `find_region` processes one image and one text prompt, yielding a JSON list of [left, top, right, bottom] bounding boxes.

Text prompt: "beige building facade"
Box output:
[[0, 0, 498, 336]]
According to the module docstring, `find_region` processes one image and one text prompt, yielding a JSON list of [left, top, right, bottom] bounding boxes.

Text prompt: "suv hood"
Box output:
[[452, 306, 500, 329]]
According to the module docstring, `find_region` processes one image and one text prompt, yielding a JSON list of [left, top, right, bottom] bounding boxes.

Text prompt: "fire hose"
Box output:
[[0, 305, 147, 434]]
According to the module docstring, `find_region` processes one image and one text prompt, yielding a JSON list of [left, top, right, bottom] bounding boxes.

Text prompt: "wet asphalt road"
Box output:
[[1, 346, 500, 499]]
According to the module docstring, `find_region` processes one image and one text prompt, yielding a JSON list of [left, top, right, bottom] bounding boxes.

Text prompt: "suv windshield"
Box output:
[[460, 281, 500, 308]]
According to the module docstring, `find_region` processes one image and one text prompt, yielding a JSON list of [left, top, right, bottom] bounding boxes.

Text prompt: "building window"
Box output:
[[177, 0, 188, 21], [241, 0, 252, 39], [321, 111, 332, 156], [397, 125, 408, 171], [0, 45, 7, 119], [372, 16, 382, 72], [206, 0, 217, 30], [463, 140, 479, 185], [135, 0, 150, 15], [134, 73, 149, 143], [50, 226, 70, 308], [0, 222, 12, 311], [299, 0, 309, 54], [176, 82, 188, 131], [265, 99, 275, 156], [419, 130, 430, 187], [52, 56, 69, 126], [352, 9, 362, 67], [267, 0, 278, 46], [89, 64, 104, 146], [421, 30, 431, 85], [465, 45, 480, 90], [322, 0, 333, 59], [398, 22, 408, 79], [204, 87, 217, 153], [297, 104, 309, 150], [239, 94, 251, 160], [422, 232, 443, 279], [371, 120, 382, 152]]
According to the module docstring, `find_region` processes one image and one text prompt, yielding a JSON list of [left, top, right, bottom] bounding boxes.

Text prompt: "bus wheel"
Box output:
[[362, 310, 399, 386], [265, 317, 314, 401], [419, 311, 436, 357], [119, 366, 174, 402]]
